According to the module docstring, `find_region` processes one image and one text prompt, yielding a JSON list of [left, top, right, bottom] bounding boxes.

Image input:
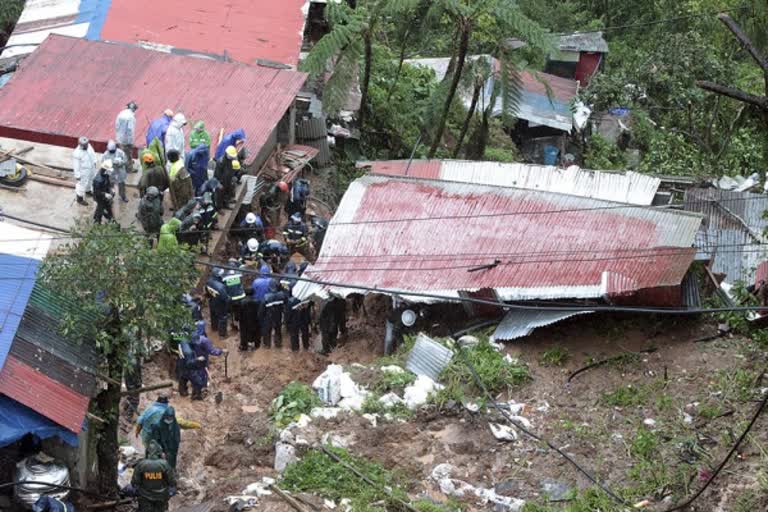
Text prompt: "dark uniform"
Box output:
[[260, 239, 289, 268], [319, 298, 347, 354], [214, 157, 240, 206], [137, 193, 164, 235], [200, 179, 224, 212], [139, 165, 170, 196], [92, 168, 114, 224], [285, 296, 312, 351], [239, 293, 264, 350], [205, 276, 230, 337], [222, 271, 246, 330], [282, 215, 310, 258], [262, 283, 287, 349], [131, 441, 176, 512]]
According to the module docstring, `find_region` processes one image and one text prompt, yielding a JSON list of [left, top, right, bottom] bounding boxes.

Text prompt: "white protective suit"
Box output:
[[164, 113, 187, 160], [101, 147, 128, 185], [115, 108, 136, 146], [73, 144, 98, 197]]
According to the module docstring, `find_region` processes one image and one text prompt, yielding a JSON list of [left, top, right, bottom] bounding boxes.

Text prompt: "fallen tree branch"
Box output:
[[717, 13, 768, 72], [268, 485, 308, 512], [567, 348, 658, 383], [119, 381, 173, 396], [696, 80, 768, 110]]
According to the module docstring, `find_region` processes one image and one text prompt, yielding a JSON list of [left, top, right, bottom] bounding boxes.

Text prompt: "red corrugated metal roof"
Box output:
[[358, 160, 441, 179], [298, 176, 701, 302], [101, 0, 306, 67], [0, 356, 89, 433], [0, 35, 307, 162]]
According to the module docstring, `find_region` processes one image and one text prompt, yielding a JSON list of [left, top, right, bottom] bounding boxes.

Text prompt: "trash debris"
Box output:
[[463, 401, 480, 413], [643, 418, 657, 427], [243, 478, 274, 497], [225, 497, 258, 510], [403, 374, 444, 409], [380, 365, 405, 374], [489, 423, 518, 442], [324, 499, 337, 509], [406, 333, 454, 381], [683, 413, 694, 425], [15, 454, 70, 507], [314, 364, 369, 410], [310, 407, 342, 419], [379, 392, 405, 407], [430, 464, 525, 511], [457, 335, 480, 348], [362, 413, 379, 427], [509, 415, 532, 429], [274, 443, 297, 472]]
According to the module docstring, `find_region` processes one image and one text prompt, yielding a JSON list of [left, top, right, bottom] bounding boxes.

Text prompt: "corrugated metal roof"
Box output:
[[0, 356, 89, 433], [358, 159, 660, 205], [492, 310, 593, 341], [0, 223, 51, 373], [2, 0, 308, 67], [683, 188, 768, 284], [557, 32, 609, 53], [295, 175, 702, 302], [405, 57, 578, 132], [0, 35, 306, 162], [405, 333, 454, 381]]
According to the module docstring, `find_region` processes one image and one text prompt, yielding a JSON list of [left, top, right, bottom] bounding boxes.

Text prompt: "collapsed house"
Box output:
[[295, 165, 703, 340]]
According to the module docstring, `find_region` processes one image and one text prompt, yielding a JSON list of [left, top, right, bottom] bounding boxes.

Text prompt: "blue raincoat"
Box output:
[[137, 401, 169, 447], [146, 115, 172, 148], [187, 321, 223, 389], [214, 129, 246, 160], [185, 144, 210, 194]]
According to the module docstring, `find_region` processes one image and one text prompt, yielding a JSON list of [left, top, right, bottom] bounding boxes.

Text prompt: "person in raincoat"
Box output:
[[72, 136, 97, 206], [179, 320, 225, 400], [130, 440, 176, 512], [143, 407, 181, 469], [166, 149, 193, 210], [139, 153, 170, 197], [102, 139, 129, 202], [137, 186, 164, 237], [214, 146, 241, 208], [146, 109, 174, 149], [214, 129, 245, 161], [115, 101, 138, 173], [164, 113, 187, 160], [189, 121, 210, 150], [157, 218, 182, 251], [135, 395, 170, 443], [185, 144, 210, 195]]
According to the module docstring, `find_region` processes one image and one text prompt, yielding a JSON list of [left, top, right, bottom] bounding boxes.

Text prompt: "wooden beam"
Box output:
[[696, 80, 768, 110], [718, 13, 768, 72], [119, 381, 173, 396]]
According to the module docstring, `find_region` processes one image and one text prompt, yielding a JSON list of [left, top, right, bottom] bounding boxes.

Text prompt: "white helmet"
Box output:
[[245, 212, 257, 225], [247, 238, 259, 252]]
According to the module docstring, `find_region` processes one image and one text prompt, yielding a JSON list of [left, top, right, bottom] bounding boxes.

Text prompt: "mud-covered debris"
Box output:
[[379, 392, 404, 407], [489, 423, 518, 442], [540, 479, 570, 501], [403, 374, 443, 409], [311, 407, 342, 419], [380, 365, 405, 374]]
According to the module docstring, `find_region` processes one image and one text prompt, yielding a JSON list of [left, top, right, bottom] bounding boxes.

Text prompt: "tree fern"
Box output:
[[322, 40, 364, 115]]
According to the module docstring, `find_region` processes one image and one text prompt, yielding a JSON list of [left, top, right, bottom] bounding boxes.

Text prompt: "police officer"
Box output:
[[130, 440, 176, 512], [260, 239, 289, 268], [262, 279, 287, 349], [137, 187, 164, 237], [239, 212, 265, 242], [205, 269, 231, 337], [93, 160, 116, 224], [285, 290, 312, 352], [318, 298, 347, 355], [222, 268, 246, 331], [283, 213, 310, 258], [239, 290, 264, 351]]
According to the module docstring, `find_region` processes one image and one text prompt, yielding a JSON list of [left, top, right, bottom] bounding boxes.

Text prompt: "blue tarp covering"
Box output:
[[0, 253, 41, 372], [0, 395, 78, 447]]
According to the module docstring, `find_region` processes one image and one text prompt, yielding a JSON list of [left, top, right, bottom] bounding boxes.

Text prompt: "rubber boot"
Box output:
[[119, 182, 128, 203], [76, 195, 89, 206], [191, 386, 203, 401], [218, 319, 228, 339], [178, 381, 189, 397]]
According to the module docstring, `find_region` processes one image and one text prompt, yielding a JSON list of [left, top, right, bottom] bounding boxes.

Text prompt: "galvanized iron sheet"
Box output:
[[0, 35, 306, 162], [406, 333, 454, 381], [493, 310, 593, 341]]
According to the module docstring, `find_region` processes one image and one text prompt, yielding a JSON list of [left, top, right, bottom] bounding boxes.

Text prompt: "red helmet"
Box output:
[[277, 181, 289, 193]]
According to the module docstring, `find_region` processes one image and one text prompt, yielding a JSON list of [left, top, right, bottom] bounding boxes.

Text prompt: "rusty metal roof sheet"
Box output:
[[358, 160, 660, 205], [557, 32, 609, 53], [0, 35, 306, 162], [294, 175, 702, 303], [492, 310, 593, 341]]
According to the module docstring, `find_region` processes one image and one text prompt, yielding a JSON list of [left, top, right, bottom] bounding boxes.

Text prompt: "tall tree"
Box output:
[[425, 0, 551, 157], [40, 223, 198, 494], [302, 0, 420, 130]]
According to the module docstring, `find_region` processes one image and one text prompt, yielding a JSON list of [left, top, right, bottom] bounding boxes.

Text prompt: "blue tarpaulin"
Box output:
[[0, 395, 78, 447]]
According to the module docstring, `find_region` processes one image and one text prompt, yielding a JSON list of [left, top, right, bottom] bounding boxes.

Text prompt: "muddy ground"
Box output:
[[121, 309, 768, 512]]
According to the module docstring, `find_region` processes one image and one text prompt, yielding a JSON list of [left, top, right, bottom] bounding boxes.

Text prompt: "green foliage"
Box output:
[[601, 383, 656, 407], [711, 368, 757, 403], [360, 394, 413, 419], [521, 488, 623, 512], [630, 428, 659, 460], [0, 0, 23, 34], [374, 368, 416, 395], [540, 346, 570, 367], [270, 382, 323, 428], [583, 133, 626, 170]]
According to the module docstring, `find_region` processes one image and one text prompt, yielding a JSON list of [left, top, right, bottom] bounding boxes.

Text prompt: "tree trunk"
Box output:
[[428, 20, 470, 158], [465, 104, 492, 160], [452, 82, 481, 158], [95, 352, 123, 496], [359, 32, 373, 130], [386, 28, 411, 102]]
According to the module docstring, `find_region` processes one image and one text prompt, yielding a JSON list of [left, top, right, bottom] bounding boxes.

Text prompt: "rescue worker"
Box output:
[[200, 178, 224, 212], [32, 495, 75, 512], [222, 268, 246, 329], [286, 178, 310, 217], [262, 279, 287, 349], [137, 187, 164, 236], [73, 136, 97, 206], [283, 213, 309, 257], [260, 181, 289, 228], [318, 298, 347, 355], [92, 160, 115, 224], [189, 120, 211, 150], [311, 216, 329, 255], [179, 320, 225, 400], [167, 149, 193, 210], [138, 153, 169, 197], [157, 218, 182, 251], [285, 290, 312, 352], [165, 113, 188, 160], [206, 269, 231, 337], [260, 239, 289, 268], [115, 101, 138, 172], [239, 289, 264, 351], [214, 146, 241, 208], [102, 139, 129, 202], [135, 395, 169, 444], [177, 212, 204, 247], [130, 440, 176, 512], [239, 212, 265, 242], [147, 407, 180, 469], [183, 293, 204, 322], [146, 109, 174, 148], [241, 238, 261, 262], [214, 129, 246, 160], [185, 144, 210, 195]]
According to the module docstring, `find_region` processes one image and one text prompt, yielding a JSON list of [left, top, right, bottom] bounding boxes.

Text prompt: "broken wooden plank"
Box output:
[[119, 381, 173, 396]]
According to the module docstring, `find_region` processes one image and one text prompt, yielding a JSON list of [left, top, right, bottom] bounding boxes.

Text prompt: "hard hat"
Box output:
[[245, 212, 257, 225], [107, 140, 117, 151], [142, 153, 155, 163], [225, 146, 238, 159], [146, 186, 159, 197], [164, 109, 174, 117], [173, 113, 187, 125], [231, 160, 241, 171], [247, 238, 259, 252], [127, 101, 138, 111], [78, 136, 89, 146], [101, 160, 114, 171], [277, 181, 288, 193]]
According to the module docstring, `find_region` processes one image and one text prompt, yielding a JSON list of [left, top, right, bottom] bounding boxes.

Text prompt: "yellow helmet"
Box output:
[[225, 145, 238, 159], [232, 160, 241, 171]]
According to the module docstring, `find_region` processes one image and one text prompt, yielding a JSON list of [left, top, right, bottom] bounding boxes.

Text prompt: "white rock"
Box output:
[[506, 401, 526, 415], [683, 413, 693, 425], [262, 477, 276, 485], [430, 463, 456, 481], [295, 414, 312, 428], [403, 375, 443, 409], [295, 436, 310, 447], [310, 407, 342, 419], [643, 418, 657, 427], [324, 500, 337, 509], [279, 429, 295, 444], [274, 443, 297, 472], [339, 393, 368, 411], [362, 414, 379, 428], [243, 481, 272, 496], [313, 364, 345, 405], [321, 433, 350, 448], [340, 498, 352, 512], [464, 402, 480, 413], [476, 488, 525, 512], [351, 363, 367, 369], [437, 478, 475, 497], [536, 401, 550, 413], [379, 392, 404, 407], [489, 423, 518, 442], [380, 365, 405, 374]]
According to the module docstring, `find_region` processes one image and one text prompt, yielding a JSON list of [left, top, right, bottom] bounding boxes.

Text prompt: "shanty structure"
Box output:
[[0, 222, 99, 486], [405, 56, 581, 133], [1, 0, 309, 67], [0, 35, 307, 166], [546, 32, 609, 85], [357, 159, 661, 206], [295, 175, 703, 309]]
